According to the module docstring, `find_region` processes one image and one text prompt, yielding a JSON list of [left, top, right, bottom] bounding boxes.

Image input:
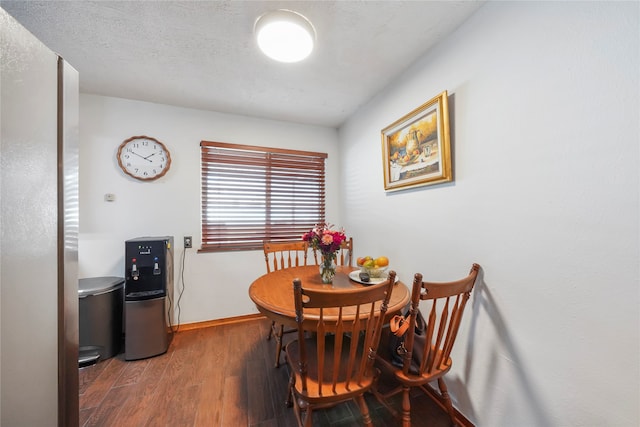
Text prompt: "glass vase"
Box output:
[[319, 253, 337, 284]]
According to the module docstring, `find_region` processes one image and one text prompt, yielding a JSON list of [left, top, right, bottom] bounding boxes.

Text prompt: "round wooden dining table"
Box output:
[[249, 265, 410, 328]]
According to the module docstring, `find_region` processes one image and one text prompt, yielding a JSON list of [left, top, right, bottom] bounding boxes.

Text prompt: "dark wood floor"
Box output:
[[79, 317, 459, 426]]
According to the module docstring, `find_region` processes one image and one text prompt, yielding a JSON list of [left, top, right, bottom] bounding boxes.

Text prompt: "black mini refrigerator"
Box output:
[[124, 236, 174, 360]]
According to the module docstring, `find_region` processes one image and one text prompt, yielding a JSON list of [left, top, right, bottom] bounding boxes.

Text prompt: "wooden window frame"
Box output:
[[200, 141, 327, 252]]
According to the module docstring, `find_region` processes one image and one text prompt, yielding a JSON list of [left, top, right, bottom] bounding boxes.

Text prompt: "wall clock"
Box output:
[[117, 135, 171, 181]]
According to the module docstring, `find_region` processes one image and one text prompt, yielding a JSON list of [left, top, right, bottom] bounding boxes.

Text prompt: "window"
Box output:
[[200, 141, 327, 252]]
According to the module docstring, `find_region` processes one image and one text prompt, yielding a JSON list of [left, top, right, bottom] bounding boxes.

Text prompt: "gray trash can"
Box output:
[[78, 276, 124, 366]]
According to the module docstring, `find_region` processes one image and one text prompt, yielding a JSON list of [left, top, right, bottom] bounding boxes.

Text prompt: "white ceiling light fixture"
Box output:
[[255, 9, 316, 63]]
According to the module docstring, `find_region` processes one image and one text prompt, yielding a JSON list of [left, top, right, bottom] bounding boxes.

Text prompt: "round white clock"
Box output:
[[117, 135, 171, 181]]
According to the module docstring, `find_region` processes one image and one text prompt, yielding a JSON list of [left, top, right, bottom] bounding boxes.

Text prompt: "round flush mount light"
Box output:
[[254, 9, 316, 63]]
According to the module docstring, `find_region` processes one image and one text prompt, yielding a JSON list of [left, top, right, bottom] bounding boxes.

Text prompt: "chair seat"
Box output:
[[286, 334, 373, 403], [376, 335, 453, 385], [393, 357, 452, 385]]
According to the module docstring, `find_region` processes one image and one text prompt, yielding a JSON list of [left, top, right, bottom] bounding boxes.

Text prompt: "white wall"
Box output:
[[339, 1, 638, 426], [78, 95, 340, 323]]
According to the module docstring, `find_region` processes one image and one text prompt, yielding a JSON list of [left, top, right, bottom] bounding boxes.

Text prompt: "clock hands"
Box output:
[[130, 151, 153, 162]]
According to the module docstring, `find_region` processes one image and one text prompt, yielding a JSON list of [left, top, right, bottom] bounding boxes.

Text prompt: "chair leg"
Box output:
[[290, 383, 311, 427], [294, 399, 312, 427], [401, 386, 411, 427], [285, 373, 294, 408], [292, 395, 303, 427], [437, 377, 458, 426], [303, 408, 313, 427], [274, 324, 284, 368], [267, 320, 275, 340], [355, 394, 373, 427]]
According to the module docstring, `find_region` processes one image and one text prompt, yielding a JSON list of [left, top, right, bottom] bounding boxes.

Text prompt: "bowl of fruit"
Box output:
[[356, 255, 390, 278]]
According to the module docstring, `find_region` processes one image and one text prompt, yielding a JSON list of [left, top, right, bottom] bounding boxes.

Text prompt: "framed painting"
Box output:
[[381, 90, 452, 191]]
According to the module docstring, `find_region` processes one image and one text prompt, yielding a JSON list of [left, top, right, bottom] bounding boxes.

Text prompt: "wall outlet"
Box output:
[[184, 236, 192, 249]]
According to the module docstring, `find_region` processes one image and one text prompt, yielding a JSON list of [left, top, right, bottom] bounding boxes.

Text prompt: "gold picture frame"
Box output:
[[381, 90, 452, 191]]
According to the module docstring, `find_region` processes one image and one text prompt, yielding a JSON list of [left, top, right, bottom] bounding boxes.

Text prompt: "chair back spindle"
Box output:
[[337, 237, 353, 267]]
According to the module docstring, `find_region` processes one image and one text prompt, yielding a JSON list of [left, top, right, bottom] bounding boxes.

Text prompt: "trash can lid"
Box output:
[[78, 276, 124, 297]]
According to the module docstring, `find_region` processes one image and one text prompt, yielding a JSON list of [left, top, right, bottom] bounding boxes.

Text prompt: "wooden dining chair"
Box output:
[[285, 271, 397, 427], [264, 240, 311, 273], [263, 240, 312, 367], [372, 263, 480, 427]]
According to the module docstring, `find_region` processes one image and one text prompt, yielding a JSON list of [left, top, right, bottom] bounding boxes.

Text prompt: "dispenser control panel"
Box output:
[[124, 237, 173, 301]]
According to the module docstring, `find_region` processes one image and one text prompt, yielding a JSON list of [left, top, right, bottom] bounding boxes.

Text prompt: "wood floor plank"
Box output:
[[134, 350, 172, 387], [252, 319, 296, 420], [79, 407, 95, 427], [224, 321, 257, 376], [194, 327, 227, 426], [194, 374, 225, 426], [79, 359, 110, 395], [246, 358, 276, 425], [103, 352, 174, 426], [83, 384, 131, 426], [143, 349, 200, 426], [221, 375, 247, 427], [195, 326, 226, 378], [163, 346, 195, 384], [264, 360, 292, 418], [112, 358, 149, 387], [151, 383, 201, 427], [80, 356, 128, 409], [106, 381, 161, 426], [274, 413, 299, 427]]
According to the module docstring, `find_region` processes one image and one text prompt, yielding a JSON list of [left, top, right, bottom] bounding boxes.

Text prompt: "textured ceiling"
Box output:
[[2, 1, 484, 127]]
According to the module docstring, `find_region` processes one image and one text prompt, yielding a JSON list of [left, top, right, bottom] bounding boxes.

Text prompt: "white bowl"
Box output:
[[360, 265, 388, 278]]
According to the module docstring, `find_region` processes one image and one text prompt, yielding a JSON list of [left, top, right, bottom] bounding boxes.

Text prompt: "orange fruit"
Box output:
[[375, 256, 389, 267]]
